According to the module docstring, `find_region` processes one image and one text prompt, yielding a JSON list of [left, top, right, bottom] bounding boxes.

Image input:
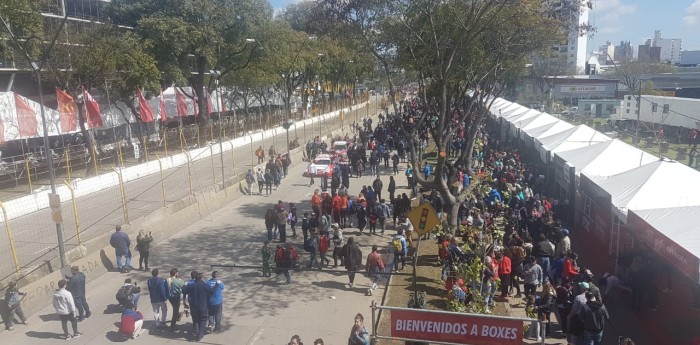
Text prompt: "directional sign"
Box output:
[[407, 201, 440, 237]]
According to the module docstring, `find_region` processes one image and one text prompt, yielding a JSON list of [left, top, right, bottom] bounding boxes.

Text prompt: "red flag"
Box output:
[[175, 88, 188, 117], [137, 88, 154, 123], [83, 89, 103, 128], [159, 88, 167, 121], [56, 88, 77, 133], [14, 93, 38, 137]]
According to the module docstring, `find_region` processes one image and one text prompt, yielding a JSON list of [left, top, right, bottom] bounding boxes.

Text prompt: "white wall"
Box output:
[[619, 95, 700, 129]]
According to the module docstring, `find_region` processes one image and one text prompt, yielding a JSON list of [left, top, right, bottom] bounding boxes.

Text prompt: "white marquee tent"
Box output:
[[555, 139, 660, 180], [536, 124, 611, 162]]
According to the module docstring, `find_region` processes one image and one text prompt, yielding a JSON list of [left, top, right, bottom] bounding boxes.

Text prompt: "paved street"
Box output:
[[0, 98, 382, 282], [2, 109, 406, 345]]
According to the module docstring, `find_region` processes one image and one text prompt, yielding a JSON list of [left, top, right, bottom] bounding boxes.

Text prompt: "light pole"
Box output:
[[1, 14, 69, 268], [210, 69, 226, 186]]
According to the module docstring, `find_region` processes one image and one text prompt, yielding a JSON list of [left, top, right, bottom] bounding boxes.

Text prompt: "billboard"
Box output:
[[559, 85, 607, 93]]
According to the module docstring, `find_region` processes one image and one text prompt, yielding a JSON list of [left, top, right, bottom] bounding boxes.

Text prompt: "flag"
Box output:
[[175, 88, 188, 117], [83, 88, 103, 128], [137, 88, 154, 123], [14, 93, 38, 137], [56, 88, 77, 133], [159, 88, 167, 121]]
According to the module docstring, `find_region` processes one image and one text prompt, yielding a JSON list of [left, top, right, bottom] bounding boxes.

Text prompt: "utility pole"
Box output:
[[634, 80, 641, 146]]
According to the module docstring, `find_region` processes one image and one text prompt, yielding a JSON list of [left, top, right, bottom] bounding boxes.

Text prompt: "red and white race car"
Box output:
[[303, 154, 335, 177], [327, 140, 348, 158]]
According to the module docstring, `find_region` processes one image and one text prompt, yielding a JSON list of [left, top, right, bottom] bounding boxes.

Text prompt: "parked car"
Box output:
[[328, 140, 348, 158], [303, 154, 335, 177]]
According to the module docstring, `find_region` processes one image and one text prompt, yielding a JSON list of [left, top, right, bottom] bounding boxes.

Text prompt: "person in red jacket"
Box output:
[[497, 252, 512, 298], [563, 252, 579, 281], [119, 303, 143, 339]]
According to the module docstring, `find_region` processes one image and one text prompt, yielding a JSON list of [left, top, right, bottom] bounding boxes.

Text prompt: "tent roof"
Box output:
[[593, 159, 700, 222], [527, 120, 576, 140], [520, 113, 559, 133], [504, 108, 540, 122], [499, 104, 529, 118], [538, 124, 611, 155], [512, 111, 544, 129], [555, 139, 660, 178], [631, 206, 700, 270]]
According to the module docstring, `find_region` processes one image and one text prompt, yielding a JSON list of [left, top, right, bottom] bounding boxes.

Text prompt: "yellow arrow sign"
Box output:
[[407, 201, 441, 237]]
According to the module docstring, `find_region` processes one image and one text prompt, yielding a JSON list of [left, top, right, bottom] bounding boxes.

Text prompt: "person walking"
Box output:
[[261, 240, 274, 277], [341, 237, 363, 288], [66, 266, 90, 321], [307, 228, 322, 270], [256, 168, 265, 195], [110, 225, 132, 273], [166, 268, 184, 330], [497, 252, 512, 299], [52, 279, 82, 340], [377, 199, 391, 235], [348, 313, 370, 345], [288, 203, 298, 239], [392, 229, 408, 271], [366, 245, 385, 292], [182, 272, 220, 342], [265, 206, 276, 242], [523, 256, 543, 299], [331, 224, 344, 268], [245, 169, 256, 196], [118, 302, 144, 339], [3, 282, 28, 330], [277, 208, 289, 243], [578, 292, 609, 345], [275, 245, 297, 285], [147, 269, 170, 329], [136, 230, 153, 271], [207, 271, 224, 333], [372, 176, 383, 201]]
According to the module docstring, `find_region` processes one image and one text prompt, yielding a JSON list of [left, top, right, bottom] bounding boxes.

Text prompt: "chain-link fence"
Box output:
[[0, 94, 379, 286]]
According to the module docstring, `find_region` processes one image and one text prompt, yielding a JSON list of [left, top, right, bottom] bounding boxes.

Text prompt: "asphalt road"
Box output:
[[0, 97, 383, 282], [2, 136, 406, 345]]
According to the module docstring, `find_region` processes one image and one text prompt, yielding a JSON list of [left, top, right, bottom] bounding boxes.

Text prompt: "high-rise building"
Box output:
[[614, 41, 634, 62], [552, 1, 590, 74], [598, 41, 615, 63], [651, 30, 682, 64], [638, 40, 661, 63]]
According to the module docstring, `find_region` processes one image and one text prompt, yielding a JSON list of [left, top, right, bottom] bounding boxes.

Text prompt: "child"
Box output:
[[261, 241, 273, 277], [368, 208, 378, 235]]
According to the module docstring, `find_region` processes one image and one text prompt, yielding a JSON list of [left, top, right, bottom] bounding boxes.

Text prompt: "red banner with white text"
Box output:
[[390, 309, 523, 345]]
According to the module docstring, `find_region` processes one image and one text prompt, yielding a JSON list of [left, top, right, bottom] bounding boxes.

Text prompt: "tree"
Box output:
[[606, 60, 676, 95], [106, 0, 272, 121]]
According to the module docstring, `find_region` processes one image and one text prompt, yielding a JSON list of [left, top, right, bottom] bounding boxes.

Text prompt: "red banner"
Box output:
[[175, 88, 188, 117], [137, 88, 154, 123], [390, 309, 523, 345], [56, 88, 77, 133], [14, 94, 38, 137], [83, 89, 103, 128]]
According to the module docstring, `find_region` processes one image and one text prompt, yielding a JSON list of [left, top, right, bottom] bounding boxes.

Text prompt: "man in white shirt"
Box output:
[[53, 279, 83, 340]]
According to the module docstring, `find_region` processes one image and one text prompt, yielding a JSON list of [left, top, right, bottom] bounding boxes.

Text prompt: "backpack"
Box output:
[[393, 237, 403, 253], [116, 286, 133, 304], [319, 236, 329, 254], [246, 172, 255, 184], [284, 247, 294, 262]]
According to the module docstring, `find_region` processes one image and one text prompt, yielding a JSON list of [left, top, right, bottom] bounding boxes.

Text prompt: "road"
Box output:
[[0, 97, 382, 282], [2, 143, 407, 345]]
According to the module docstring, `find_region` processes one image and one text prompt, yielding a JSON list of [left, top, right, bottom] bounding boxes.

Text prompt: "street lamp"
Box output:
[[209, 69, 226, 186], [282, 119, 294, 153]]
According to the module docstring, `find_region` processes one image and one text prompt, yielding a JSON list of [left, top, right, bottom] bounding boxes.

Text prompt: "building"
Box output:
[[598, 41, 615, 64], [680, 50, 700, 67], [614, 41, 634, 62], [617, 94, 700, 130], [638, 42, 661, 63], [552, 2, 590, 74], [652, 30, 682, 65]]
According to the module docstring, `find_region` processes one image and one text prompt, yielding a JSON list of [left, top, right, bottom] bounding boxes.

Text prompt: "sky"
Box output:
[[590, 0, 700, 51], [269, 0, 700, 52]]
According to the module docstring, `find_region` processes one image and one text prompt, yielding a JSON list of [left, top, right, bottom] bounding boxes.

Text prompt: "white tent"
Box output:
[[528, 121, 575, 141], [628, 206, 700, 283], [591, 159, 700, 222], [490, 98, 512, 116], [555, 139, 659, 180], [519, 113, 559, 140], [0, 91, 69, 142], [537, 124, 611, 162], [503, 108, 539, 122]]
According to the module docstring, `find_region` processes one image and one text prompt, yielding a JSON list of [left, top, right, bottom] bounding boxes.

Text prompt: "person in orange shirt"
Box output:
[[331, 193, 342, 224], [311, 190, 321, 222], [497, 252, 512, 298], [340, 194, 349, 228]]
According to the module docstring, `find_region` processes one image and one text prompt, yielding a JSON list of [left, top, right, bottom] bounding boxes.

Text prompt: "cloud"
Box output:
[[592, 0, 637, 37], [683, 0, 700, 26]]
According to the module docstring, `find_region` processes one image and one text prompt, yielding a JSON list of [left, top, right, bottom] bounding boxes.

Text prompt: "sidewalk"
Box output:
[[3, 143, 407, 344]]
